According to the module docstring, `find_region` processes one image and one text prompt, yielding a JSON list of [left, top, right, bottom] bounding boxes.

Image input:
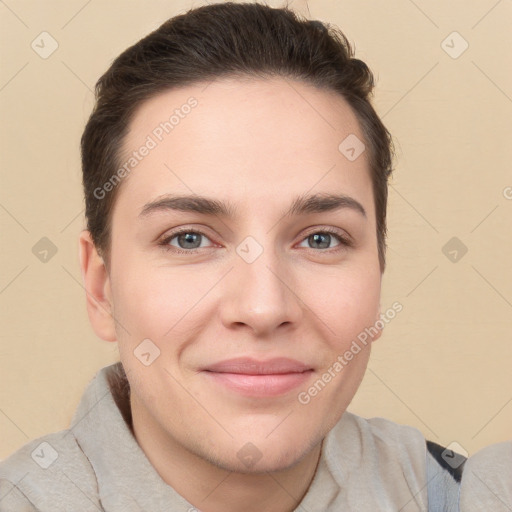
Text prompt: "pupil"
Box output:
[[179, 233, 200, 249], [311, 233, 329, 249]]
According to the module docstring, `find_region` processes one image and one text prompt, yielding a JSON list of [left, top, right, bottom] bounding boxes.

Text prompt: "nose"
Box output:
[[219, 241, 303, 337]]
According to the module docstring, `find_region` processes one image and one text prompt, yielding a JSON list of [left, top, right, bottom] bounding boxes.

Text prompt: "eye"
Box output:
[[297, 228, 352, 251], [158, 227, 352, 255], [160, 229, 214, 253]]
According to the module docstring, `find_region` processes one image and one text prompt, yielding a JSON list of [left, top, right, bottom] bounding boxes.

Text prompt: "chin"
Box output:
[[198, 430, 322, 475], [208, 449, 308, 475]]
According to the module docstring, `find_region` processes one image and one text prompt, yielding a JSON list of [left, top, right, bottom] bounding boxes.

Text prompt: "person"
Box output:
[[0, 2, 467, 510], [459, 441, 512, 511]]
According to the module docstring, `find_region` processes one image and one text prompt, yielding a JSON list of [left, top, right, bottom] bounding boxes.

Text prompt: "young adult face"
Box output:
[[80, 77, 383, 474]]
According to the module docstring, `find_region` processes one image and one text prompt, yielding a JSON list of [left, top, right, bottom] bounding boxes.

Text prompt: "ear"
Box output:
[[78, 230, 117, 342]]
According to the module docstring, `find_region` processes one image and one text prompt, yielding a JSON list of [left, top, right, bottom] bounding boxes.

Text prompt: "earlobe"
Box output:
[[78, 230, 117, 342]]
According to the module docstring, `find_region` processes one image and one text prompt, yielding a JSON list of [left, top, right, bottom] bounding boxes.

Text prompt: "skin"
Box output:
[[79, 77, 383, 512]]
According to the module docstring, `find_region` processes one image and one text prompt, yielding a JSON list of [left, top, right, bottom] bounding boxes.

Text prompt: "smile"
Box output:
[[202, 357, 314, 397]]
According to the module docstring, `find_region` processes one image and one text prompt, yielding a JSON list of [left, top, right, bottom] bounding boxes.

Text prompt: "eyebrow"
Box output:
[[139, 192, 367, 220]]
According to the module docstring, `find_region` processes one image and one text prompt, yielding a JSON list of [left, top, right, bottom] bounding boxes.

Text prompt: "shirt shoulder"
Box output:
[[321, 412, 429, 509], [337, 411, 429, 458], [322, 412, 464, 512], [0, 428, 100, 511], [460, 440, 512, 511]]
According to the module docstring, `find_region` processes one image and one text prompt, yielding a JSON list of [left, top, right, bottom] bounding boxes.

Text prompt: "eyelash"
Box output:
[[158, 227, 353, 255]]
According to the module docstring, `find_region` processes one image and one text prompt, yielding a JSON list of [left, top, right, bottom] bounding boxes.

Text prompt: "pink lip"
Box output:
[[202, 357, 314, 397]]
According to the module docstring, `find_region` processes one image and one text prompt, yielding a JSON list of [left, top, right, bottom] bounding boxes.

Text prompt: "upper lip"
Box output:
[[204, 357, 313, 375]]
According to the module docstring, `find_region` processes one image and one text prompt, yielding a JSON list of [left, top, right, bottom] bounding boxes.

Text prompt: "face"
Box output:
[[94, 77, 382, 473]]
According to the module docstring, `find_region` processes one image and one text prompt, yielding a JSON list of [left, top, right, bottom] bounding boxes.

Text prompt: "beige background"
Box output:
[[1, 0, 511, 460]]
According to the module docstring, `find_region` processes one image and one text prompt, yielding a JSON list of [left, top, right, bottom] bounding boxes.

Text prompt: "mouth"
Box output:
[[202, 357, 314, 397]]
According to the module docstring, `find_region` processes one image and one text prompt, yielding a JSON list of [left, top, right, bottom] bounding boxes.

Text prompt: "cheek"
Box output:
[[110, 254, 216, 345], [300, 263, 381, 350]]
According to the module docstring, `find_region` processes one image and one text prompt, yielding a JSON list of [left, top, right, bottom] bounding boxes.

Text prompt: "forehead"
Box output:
[[115, 77, 374, 220]]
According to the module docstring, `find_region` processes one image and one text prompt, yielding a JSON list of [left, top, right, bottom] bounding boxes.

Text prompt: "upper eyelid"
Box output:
[[297, 228, 352, 248], [161, 226, 351, 247], [160, 227, 216, 245]]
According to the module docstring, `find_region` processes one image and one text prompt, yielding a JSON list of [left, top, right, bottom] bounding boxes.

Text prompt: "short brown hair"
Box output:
[[81, 1, 394, 271]]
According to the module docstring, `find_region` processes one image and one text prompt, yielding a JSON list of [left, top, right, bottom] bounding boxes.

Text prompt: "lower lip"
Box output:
[[203, 370, 313, 397]]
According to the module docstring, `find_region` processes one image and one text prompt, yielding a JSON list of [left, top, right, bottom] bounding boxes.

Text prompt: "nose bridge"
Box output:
[[220, 233, 302, 333]]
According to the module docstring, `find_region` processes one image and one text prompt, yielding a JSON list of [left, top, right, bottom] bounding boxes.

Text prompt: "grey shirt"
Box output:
[[459, 440, 512, 511], [0, 362, 462, 511]]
